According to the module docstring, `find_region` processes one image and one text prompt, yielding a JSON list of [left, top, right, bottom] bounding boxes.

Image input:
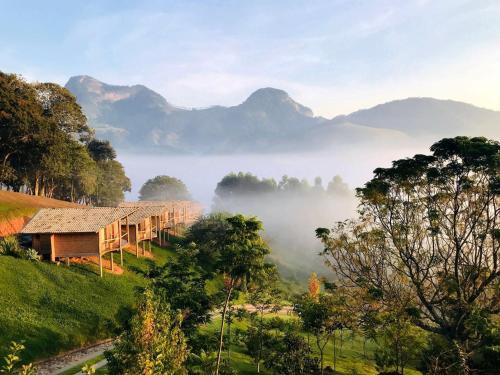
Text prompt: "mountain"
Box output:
[[333, 97, 500, 140], [65, 76, 500, 153]]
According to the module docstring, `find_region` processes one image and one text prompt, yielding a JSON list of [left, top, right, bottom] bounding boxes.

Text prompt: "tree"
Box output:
[[184, 213, 232, 275], [105, 288, 188, 374], [317, 136, 500, 374], [213, 215, 270, 375], [215, 172, 277, 199], [91, 159, 131, 206], [373, 311, 425, 375], [308, 272, 320, 301], [139, 175, 191, 201], [263, 331, 319, 375], [0, 72, 130, 204], [246, 264, 282, 372], [295, 294, 338, 374], [87, 139, 116, 161], [152, 246, 212, 338]]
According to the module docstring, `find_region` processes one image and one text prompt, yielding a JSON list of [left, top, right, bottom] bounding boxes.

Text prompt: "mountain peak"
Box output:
[[242, 87, 313, 117]]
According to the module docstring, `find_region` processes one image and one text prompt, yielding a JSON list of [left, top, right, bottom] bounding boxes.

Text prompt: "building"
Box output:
[[20, 207, 136, 276], [121, 205, 167, 256], [119, 200, 203, 240]]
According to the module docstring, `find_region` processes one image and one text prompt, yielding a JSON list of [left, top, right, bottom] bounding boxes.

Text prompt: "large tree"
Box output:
[[0, 72, 130, 204], [139, 175, 191, 201], [317, 136, 499, 373]]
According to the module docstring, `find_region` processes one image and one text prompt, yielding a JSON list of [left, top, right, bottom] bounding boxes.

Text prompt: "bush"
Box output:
[[0, 237, 40, 261], [0, 236, 21, 257], [1, 341, 35, 375], [20, 248, 41, 262]]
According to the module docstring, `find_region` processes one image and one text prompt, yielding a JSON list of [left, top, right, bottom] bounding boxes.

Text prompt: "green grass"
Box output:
[[0, 242, 177, 362], [201, 314, 422, 375], [0, 202, 37, 220]]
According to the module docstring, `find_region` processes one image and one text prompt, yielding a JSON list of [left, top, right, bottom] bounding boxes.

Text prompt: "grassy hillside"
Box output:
[[0, 191, 83, 236], [0, 243, 176, 362], [0, 191, 81, 219]]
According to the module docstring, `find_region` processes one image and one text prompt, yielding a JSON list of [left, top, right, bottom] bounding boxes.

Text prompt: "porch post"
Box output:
[[135, 224, 139, 258], [126, 214, 130, 245], [111, 252, 114, 272], [99, 253, 103, 277], [50, 234, 56, 262]]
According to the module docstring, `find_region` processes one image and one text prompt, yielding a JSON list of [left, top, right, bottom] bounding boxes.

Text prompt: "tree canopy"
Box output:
[[0, 72, 130, 205], [139, 175, 191, 201], [317, 136, 500, 373]]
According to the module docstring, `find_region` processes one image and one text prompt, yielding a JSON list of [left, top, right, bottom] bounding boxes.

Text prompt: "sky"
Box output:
[[1, 0, 500, 117]]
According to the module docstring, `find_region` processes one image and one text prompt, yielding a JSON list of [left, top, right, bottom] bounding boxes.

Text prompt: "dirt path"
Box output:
[[34, 340, 113, 375]]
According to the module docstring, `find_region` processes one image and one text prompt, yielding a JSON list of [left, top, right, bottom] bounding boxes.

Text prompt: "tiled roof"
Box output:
[[119, 201, 176, 208], [125, 206, 166, 225], [21, 207, 137, 234]]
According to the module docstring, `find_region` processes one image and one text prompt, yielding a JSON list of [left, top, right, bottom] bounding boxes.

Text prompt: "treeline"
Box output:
[[215, 172, 351, 199], [0, 72, 130, 205]]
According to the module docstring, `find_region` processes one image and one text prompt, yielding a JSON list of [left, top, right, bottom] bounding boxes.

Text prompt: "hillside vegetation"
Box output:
[[0, 244, 176, 362]]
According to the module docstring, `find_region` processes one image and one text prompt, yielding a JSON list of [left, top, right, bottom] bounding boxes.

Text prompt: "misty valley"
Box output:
[[1, 2, 500, 374]]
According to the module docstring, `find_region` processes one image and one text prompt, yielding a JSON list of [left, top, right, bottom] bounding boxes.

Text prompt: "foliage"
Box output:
[[263, 331, 319, 375], [81, 363, 96, 374], [373, 312, 425, 375], [184, 212, 232, 274], [139, 175, 191, 201], [0, 342, 35, 375], [215, 172, 351, 202], [317, 136, 500, 373], [188, 350, 218, 374], [246, 265, 282, 372], [0, 236, 21, 257], [0, 237, 40, 261], [152, 246, 212, 338], [0, 72, 130, 205], [20, 248, 41, 262], [105, 288, 188, 375], [0, 245, 177, 361], [308, 272, 320, 301], [190, 214, 271, 374]]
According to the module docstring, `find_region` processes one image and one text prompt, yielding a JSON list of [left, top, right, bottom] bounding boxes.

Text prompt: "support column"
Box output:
[[119, 232, 123, 267], [135, 224, 139, 258], [126, 216, 130, 246], [99, 253, 103, 277], [158, 216, 162, 247], [50, 234, 56, 262], [111, 252, 114, 272]]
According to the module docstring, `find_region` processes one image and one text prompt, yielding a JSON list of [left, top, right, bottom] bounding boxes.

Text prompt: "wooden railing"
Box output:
[[103, 236, 120, 251]]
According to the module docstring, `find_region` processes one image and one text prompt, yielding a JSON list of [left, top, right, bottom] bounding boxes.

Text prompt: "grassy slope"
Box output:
[[0, 191, 81, 220], [0, 243, 176, 362]]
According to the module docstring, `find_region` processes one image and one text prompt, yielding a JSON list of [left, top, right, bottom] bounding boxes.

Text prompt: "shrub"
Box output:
[[20, 248, 41, 262], [0, 237, 40, 261], [0, 236, 21, 257], [1, 341, 35, 375]]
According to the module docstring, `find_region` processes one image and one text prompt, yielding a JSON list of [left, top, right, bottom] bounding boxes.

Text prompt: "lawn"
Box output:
[[201, 314, 422, 375], [0, 242, 177, 362]]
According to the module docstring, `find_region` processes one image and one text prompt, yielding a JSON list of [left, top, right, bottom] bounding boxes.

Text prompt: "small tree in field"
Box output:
[[214, 215, 270, 375], [308, 272, 320, 301], [105, 288, 188, 374], [247, 264, 282, 372], [317, 137, 500, 374]]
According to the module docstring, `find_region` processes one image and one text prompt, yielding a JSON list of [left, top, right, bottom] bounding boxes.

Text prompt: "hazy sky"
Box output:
[[1, 0, 499, 117]]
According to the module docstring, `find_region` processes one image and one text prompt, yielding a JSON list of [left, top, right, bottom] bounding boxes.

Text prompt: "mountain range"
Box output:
[[65, 75, 500, 154]]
